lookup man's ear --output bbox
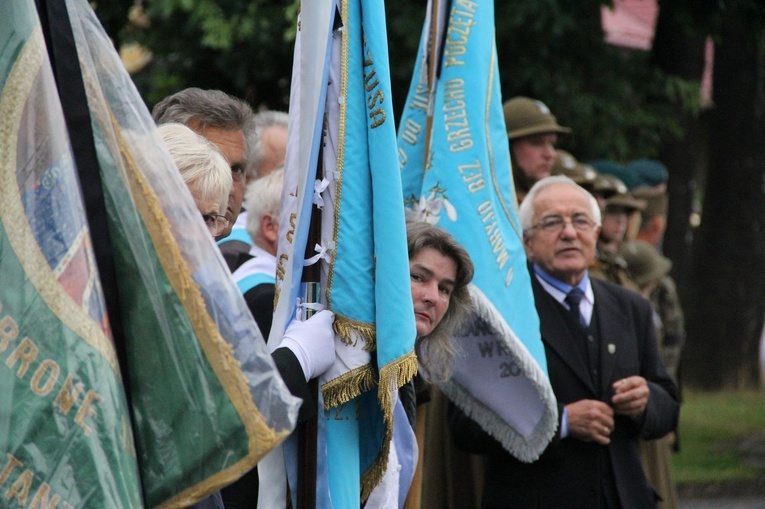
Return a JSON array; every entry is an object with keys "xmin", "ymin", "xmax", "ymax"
[
  {"xmin": 522, "ymin": 232, "xmax": 533, "ymax": 257},
  {"xmin": 261, "ymin": 213, "xmax": 278, "ymax": 244},
  {"xmin": 652, "ymin": 215, "xmax": 666, "ymax": 235}
]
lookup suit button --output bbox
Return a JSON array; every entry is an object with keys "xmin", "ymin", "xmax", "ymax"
[{"xmin": 587, "ymin": 335, "xmax": 595, "ymax": 343}]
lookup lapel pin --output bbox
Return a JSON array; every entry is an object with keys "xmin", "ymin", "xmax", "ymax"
[{"xmin": 607, "ymin": 343, "xmax": 616, "ymax": 354}]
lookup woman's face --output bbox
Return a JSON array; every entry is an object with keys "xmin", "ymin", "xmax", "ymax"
[
  {"xmin": 410, "ymin": 247, "xmax": 457, "ymax": 337},
  {"xmin": 192, "ymin": 188, "xmax": 227, "ymax": 237}
]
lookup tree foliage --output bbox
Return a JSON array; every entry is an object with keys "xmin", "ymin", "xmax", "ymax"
[
  {"xmin": 113, "ymin": 0, "xmax": 298, "ymax": 108},
  {"xmin": 97, "ymin": 0, "xmax": 700, "ymax": 162}
]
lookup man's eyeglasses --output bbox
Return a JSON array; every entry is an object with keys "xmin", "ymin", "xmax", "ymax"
[
  {"xmin": 529, "ymin": 214, "xmax": 598, "ymax": 234},
  {"xmin": 202, "ymin": 213, "xmax": 229, "ymax": 236}
]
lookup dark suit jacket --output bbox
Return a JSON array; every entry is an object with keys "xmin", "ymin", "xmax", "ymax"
[{"xmin": 450, "ymin": 273, "xmax": 679, "ymax": 509}]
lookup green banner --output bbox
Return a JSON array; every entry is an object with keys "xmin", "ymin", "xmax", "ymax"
[
  {"xmin": 0, "ymin": 3, "xmax": 142, "ymax": 507},
  {"xmin": 1, "ymin": 1, "xmax": 300, "ymax": 507}
]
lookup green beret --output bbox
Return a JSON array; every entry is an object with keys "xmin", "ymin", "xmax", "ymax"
[
  {"xmin": 626, "ymin": 159, "xmax": 668, "ymax": 188},
  {"xmin": 588, "ymin": 160, "xmax": 641, "ymax": 190}
]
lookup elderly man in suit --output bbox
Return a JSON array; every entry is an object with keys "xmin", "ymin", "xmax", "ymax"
[{"xmin": 450, "ymin": 175, "xmax": 679, "ymax": 509}]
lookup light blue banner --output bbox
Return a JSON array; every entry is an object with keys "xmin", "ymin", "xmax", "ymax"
[{"xmin": 397, "ymin": 0, "xmax": 558, "ymax": 462}]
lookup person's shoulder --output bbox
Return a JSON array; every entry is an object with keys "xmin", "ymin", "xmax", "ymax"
[
  {"xmin": 658, "ymin": 274, "xmax": 679, "ymax": 294},
  {"xmin": 591, "ymin": 276, "xmax": 646, "ymax": 306}
]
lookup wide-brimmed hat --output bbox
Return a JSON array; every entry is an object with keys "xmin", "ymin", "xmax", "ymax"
[
  {"xmin": 551, "ymin": 150, "xmax": 597, "ymax": 190},
  {"xmin": 504, "ymin": 97, "xmax": 571, "ymax": 140},
  {"xmin": 592, "ymin": 174, "xmax": 628, "ymax": 197},
  {"xmin": 605, "ymin": 193, "xmax": 646, "ymax": 213},
  {"xmin": 619, "ymin": 241, "xmax": 672, "ymax": 288}
]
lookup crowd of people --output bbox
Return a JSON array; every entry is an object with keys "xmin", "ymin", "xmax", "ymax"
[{"xmin": 153, "ymin": 87, "xmax": 684, "ymax": 509}]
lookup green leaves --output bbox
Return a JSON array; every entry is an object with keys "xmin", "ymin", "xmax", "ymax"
[{"xmin": 91, "ymin": 0, "xmax": 761, "ymax": 162}]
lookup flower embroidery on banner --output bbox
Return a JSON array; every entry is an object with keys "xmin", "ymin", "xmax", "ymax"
[{"xmin": 404, "ymin": 183, "xmax": 457, "ymax": 224}]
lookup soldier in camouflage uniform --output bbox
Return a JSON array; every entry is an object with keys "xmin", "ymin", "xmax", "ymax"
[
  {"xmin": 620, "ymin": 241, "xmax": 681, "ymax": 509},
  {"xmin": 631, "ymin": 185, "xmax": 684, "ymax": 383},
  {"xmin": 589, "ymin": 192, "xmax": 645, "ymax": 292},
  {"xmin": 650, "ymin": 276, "xmax": 684, "ymax": 385},
  {"xmin": 503, "ymin": 97, "xmax": 570, "ymax": 204}
]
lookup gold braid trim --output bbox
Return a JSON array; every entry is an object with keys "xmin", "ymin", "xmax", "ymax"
[
  {"xmin": 0, "ymin": 26, "xmax": 120, "ymax": 375},
  {"xmin": 332, "ymin": 314, "xmax": 376, "ymax": 350},
  {"xmin": 321, "ymin": 364, "xmax": 376, "ymax": 411},
  {"xmin": 82, "ymin": 92, "xmax": 288, "ymax": 506},
  {"xmin": 360, "ymin": 351, "xmax": 419, "ymax": 501},
  {"xmin": 111, "ymin": 125, "xmax": 289, "ymax": 508}
]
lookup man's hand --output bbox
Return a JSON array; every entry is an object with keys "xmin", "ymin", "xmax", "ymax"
[
  {"xmin": 566, "ymin": 399, "xmax": 614, "ymax": 445},
  {"xmin": 611, "ymin": 376, "xmax": 649, "ymax": 417}
]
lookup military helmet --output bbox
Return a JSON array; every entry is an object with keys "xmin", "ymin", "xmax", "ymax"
[
  {"xmin": 504, "ymin": 97, "xmax": 570, "ymax": 140},
  {"xmin": 604, "ymin": 193, "xmax": 646, "ymax": 213},
  {"xmin": 551, "ymin": 150, "xmax": 597, "ymax": 190},
  {"xmin": 593, "ymin": 174, "xmax": 628, "ymax": 198},
  {"xmin": 632, "ymin": 186, "xmax": 668, "ymax": 220},
  {"xmin": 619, "ymin": 241, "xmax": 672, "ymax": 288}
]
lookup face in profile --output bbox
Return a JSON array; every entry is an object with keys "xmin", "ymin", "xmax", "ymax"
[
  {"xmin": 601, "ymin": 207, "xmax": 629, "ymax": 243},
  {"xmin": 511, "ymin": 133, "xmax": 558, "ymax": 184},
  {"xmin": 192, "ymin": 190, "xmax": 228, "ymax": 237},
  {"xmin": 191, "ymin": 123, "xmax": 247, "ymax": 237},
  {"xmin": 410, "ymin": 247, "xmax": 457, "ymax": 337}
]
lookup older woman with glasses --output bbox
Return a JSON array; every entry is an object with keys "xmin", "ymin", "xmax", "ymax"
[{"xmin": 158, "ymin": 123, "xmax": 232, "ymax": 238}]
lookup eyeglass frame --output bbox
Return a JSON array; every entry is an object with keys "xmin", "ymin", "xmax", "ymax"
[
  {"xmin": 201, "ymin": 212, "xmax": 229, "ymax": 235},
  {"xmin": 527, "ymin": 213, "xmax": 600, "ymax": 234}
]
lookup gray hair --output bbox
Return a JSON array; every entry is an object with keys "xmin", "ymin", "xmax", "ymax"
[
  {"xmin": 407, "ymin": 221, "xmax": 474, "ymax": 383},
  {"xmin": 248, "ymin": 110, "xmax": 289, "ymax": 180},
  {"xmin": 152, "ymin": 88, "xmax": 255, "ymax": 159},
  {"xmin": 245, "ymin": 167, "xmax": 284, "ymax": 246},
  {"xmin": 518, "ymin": 175, "xmax": 601, "ymax": 231},
  {"xmin": 158, "ymin": 123, "xmax": 232, "ymax": 212}
]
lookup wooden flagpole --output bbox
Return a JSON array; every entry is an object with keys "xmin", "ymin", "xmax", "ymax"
[{"xmin": 296, "ymin": 145, "xmax": 324, "ymax": 509}]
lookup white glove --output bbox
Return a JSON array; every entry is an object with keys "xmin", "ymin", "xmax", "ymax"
[{"xmin": 280, "ymin": 309, "xmax": 336, "ymax": 381}]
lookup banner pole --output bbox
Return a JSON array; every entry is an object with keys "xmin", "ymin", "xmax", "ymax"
[{"xmin": 297, "ymin": 154, "xmax": 323, "ymax": 509}]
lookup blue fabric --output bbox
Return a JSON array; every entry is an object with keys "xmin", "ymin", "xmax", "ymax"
[
  {"xmin": 325, "ymin": 0, "xmax": 416, "ymax": 504},
  {"xmin": 398, "ymin": 0, "xmax": 547, "ymax": 374},
  {"xmin": 217, "ymin": 227, "xmax": 251, "ymax": 246},
  {"xmin": 236, "ymin": 273, "xmax": 275, "ymax": 295},
  {"xmin": 393, "ymin": 399, "xmax": 417, "ymax": 507},
  {"xmin": 397, "ymin": 0, "xmax": 559, "ymax": 462}
]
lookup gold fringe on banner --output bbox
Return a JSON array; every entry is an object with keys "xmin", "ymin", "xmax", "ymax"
[
  {"xmin": 360, "ymin": 351, "xmax": 419, "ymax": 501},
  {"xmin": 333, "ymin": 314, "xmax": 376, "ymax": 350},
  {"xmin": 321, "ymin": 364, "xmax": 376, "ymax": 411}
]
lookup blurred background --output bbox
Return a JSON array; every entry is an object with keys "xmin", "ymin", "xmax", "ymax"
[{"xmin": 94, "ymin": 0, "xmax": 765, "ymax": 392}]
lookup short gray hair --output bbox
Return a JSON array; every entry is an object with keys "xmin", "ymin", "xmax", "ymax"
[
  {"xmin": 248, "ymin": 110, "xmax": 289, "ymax": 180},
  {"xmin": 158, "ymin": 123, "xmax": 232, "ymax": 212},
  {"xmin": 518, "ymin": 175, "xmax": 601, "ymax": 231},
  {"xmin": 245, "ymin": 167, "xmax": 284, "ymax": 246},
  {"xmin": 152, "ymin": 88, "xmax": 255, "ymax": 159}
]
